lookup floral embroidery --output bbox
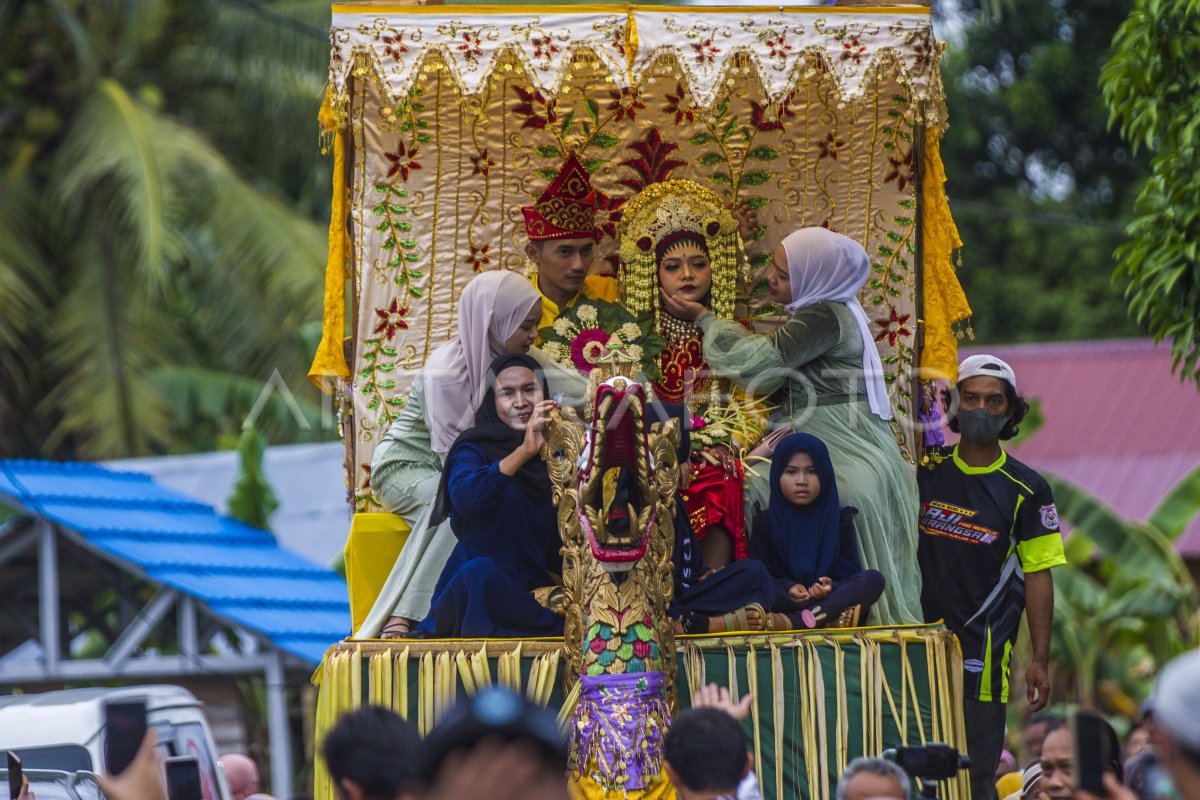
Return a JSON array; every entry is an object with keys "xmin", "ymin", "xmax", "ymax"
[
  {"xmin": 509, "ymin": 19, "xmax": 570, "ymax": 69},
  {"xmin": 818, "ymin": 132, "xmax": 847, "ymax": 161},
  {"xmin": 619, "ymin": 128, "xmax": 686, "ymax": 194},
  {"xmin": 470, "ymin": 148, "xmax": 497, "ymax": 176},
  {"xmin": 663, "ymin": 83, "xmax": 697, "ymax": 125},
  {"xmin": 373, "ymin": 298, "xmax": 410, "ymax": 339},
  {"xmin": 593, "ymin": 189, "xmax": 628, "ymax": 244},
  {"xmin": 513, "ymin": 85, "xmax": 558, "ymax": 129},
  {"xmin": 607, "ymin": 87, "xmax": 647, "ymax": 123},
  {"xmin": 691, "ymin": 38, "xmax": 721, "ymax": 65},
  {"xmin": 382, "ymin": 33, "xmax": 408, "ymax": 62},
  {"xmin": 459, "ymin": 30, "xmax": 482, "ymax": 59},
  {"xmin": 750, "ymin": 94, "xmax": 797, "ymax": 132},
  {"xmin": 841, "ymin": 37, "xmax": 867, "ymax": 64},
  {"xmin": 873, "ymin": 307, "xmax": 912, "ymax": 347},
  {"xmin": 763, "ymin": 31, "xmax": 794, "ymax": 66},
  {"xmin": 384, "ymin": 142, "xmax": 422, "ymax": 181},
  {"xmin": 435, "ymin": 20, "xmax": 498, "ymax": 70},
  {"xmin": 465, "ymin": 244, "xmax": 491, "ymax": 272},
  {"xmin": 885, "ymin": 149, "xmax": 914, "ymax": 191},
  {"xmin": 530, "ymin": 35, "xmax": 560, "ymax": 64},
  {"xmin": 355, "ymin": 464, "xmax": 381, "ymax": 512}
]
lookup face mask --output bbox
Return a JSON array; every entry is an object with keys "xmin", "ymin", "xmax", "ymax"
[{"xmin": 956, "ymin": 408, "xmax": 1008, "ymax": 443}]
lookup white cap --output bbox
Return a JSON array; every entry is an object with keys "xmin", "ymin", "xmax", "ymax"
[
  {"xmin": 958, "ymin": 354, "xmax": 1017, "ymax": 393},
  {"xmin": 1150, "ymin": 648, "xmax": 1200, "ymax": 749}
]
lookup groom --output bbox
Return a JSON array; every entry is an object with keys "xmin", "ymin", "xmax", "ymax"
[{"xmin": 521, "ymin": 153, "xmax": 619, "ymax": 334}]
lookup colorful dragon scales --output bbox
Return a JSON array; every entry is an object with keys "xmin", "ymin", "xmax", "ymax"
[{"xmin": 543, "ymin": 375, "xmax": 681, "ymax": 795}]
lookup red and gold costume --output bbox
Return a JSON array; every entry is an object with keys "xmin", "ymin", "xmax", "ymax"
[
  {"xmin": 522, "ymin": 153, "xmax": 619, "ymax": 331},
  {"xmin": 618, "ymin": 180, "xmax": 768, "ymax": 558}
]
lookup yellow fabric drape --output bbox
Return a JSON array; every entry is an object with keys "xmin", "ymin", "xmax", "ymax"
[
  {"xmin": 920, "ymin": 127, "xmax": 971, "ymax": 383},
  {"xmin": 308, "ymin": 85, "xmax": 352, "ymax": 391},
  {"xmin": 344, "ymin": 512, "xmax": 412, "ymax": 634}
]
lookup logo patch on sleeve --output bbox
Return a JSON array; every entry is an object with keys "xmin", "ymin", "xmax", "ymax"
[
  {"xmin": 964, "ymin": 659, "xmax": 986, "ymax": 673},
  {"xmin": 1039, "ymin": 504, "xmax": 1059, "ymax": 530}
]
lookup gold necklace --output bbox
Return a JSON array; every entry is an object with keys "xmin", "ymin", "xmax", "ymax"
[{"xmin": 656, "ymin": 311, "xmax": 699, "ymax": 343}]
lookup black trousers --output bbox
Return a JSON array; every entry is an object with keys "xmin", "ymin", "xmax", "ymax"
[{"xmin": 963, "ymin": 697, "xmax": 1007, "ymax": 800}]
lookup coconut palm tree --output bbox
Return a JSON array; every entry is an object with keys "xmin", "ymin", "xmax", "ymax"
[{"xmin": 0, "ymin": 0, "xmax": 333, "ymax": 459}]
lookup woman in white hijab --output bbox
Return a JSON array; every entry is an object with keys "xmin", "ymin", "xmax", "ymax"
[
  {"xmin": 361, "ymin": 270, "xmax": 544, "ymax": 638},
  {"xmin": 661, "ymin": 226, "xmax": 923, "ymax": 625}
]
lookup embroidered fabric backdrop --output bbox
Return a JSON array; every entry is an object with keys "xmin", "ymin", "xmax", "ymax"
[{"xmin": 325, "ymin": 5, "xmax": 947, "ymax": 510}]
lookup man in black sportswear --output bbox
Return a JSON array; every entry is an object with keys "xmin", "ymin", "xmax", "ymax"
[{"xmin": 918, "ymin": 354, "xmax": 1066, "ymax": 800}]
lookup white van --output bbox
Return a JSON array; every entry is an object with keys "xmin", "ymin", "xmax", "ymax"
[{"xmin": 0, "ymin": 685, "xmax": 231, "ymax": 800}]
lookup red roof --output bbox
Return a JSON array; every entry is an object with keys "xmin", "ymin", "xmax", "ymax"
[{"xmin": 954, "ymin": 339, "xmax": 1200, "ymax": 557}]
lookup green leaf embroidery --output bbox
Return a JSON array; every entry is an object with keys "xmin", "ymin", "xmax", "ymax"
[
  {"xmin": 696, "ymin": 152, "xmax": 724, "ymax": 166},
  {"xmin": 741, "ymin": 170, "xmax": 772, "ymax": 186},
  {"xmin": 746, "ymin": 144, "xmax": 781, "ymax": 161},
  {"xmin": 589, "ymin": 132, "xmax": 620, "ymax": 148}
]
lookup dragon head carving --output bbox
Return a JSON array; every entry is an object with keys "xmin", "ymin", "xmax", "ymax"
[
  {"xmin": 544, "ymin": 375, "xmax": 682, "ymax": 792},
  {"xmin": 577, "ymin": 378, "xmax": 658, "ymax": 569}
]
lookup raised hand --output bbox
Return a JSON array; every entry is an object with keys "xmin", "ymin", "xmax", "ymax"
[
  {"xmin": 521, "ymin": 399, "xmax": 559, "ymax": 456},
  {"xmin": 659, "ymin": 286, "xmax": 708, "ymax": 322},
  {"xmin": 748, "ymin": 425, "xmax": 792, "ymax": 460},
  {"xmin": 692, "ymin": 683, "xmax": 755, "ymax": 721},
  {"xmin": 729, "ymin": 200, "xmax": 759, "ymax": 242}
]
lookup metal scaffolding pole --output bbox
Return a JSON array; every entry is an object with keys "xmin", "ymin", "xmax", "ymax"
[
  {"xmin": 265, "ymin": 650, "xmax": 293, "ymax": 799},
  {"xmin": 37, "ymin": 521, "xmax": 60, "ymax": 671}
]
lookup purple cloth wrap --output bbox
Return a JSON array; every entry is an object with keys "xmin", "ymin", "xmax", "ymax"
[
  {"xmin": 571, "ymin": 671, "xmax": 671, "ymax": 791},
  {"xmin": 920, "ymin": 406, "xmax": 945, "ymax": 448}
]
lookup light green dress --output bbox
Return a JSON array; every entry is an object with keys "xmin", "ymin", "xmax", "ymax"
[
  {"xmin": 697, "ymin": 301, "xmax": 924, "ymax": 625},
  {"xmin": 357, "ymin": 374, "xmax": 450, "ymax": 637},
  {"xmin": 356, "ymin": 348, "xmax": 589, "ymax": 637}
]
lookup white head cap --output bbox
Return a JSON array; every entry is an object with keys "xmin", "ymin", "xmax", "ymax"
[
  {"xmin": 958, "ymin": 354, "xmax": 1018, "ymax": 393},
  {"xmin": 1150, "ymin": 648, "xmax": 1200, "ymax": 750}
]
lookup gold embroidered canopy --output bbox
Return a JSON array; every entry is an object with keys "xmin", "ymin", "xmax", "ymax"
[{"xmin": 309, "ymin": 4, "xmax": 970, "ymax": 510}]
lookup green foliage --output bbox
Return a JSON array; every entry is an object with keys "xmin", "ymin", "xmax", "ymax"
[
  {"xmin": 1044, "ymin": 467, "xmax": 1200, "ymax": 708},
  {"xmin": 227, "ymin": 426, "xmax": 279, "ymax": 531},
  {"xmin": 940, "ymin": 0, "xmax": 1147, "ymax": 344},
  {"xmin": 0, "ymin": 0, "xmax": 334, "ymax": 459},
  {"xmin": 1100, "ymin": 0, "xmax": 1200, "ymax": 382}
]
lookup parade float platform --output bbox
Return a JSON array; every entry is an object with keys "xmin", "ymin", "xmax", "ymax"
[{"xmin": 313, "ymin": 626, "xmax": 969, "ymax": 800}]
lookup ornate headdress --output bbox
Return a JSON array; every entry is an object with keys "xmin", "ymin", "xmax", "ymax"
[
  {"xmin": 618, "ymin": 180, "xmax": 741, "ymax": 320},
  {"xmin": 521, "ymin": 153, "xmax": 600, "ymax": 241}
]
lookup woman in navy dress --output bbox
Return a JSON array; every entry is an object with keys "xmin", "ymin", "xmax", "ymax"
[{"xmin": 414, "ymin": 353, "xmax": 564, "ymax": 638}]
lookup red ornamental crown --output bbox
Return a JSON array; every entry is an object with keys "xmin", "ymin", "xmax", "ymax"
[{"xmin": 521, "ymin": 153, "xmax": 601, "ymax": 241}]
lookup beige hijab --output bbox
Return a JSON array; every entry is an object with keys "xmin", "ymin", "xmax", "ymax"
[{"xmin": 424, "ymin": 271, "xmax": 540, "ymax": 452}]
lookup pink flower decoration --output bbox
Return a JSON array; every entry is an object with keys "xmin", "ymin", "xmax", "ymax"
[
  {"xmin": 690, "ymin": 415, "xmax": 707, "ymax": 430},
  {"xmin": 632, "ymin": 640, "xmax": 651, "ymax": 659},
  {"xmin": 589, "ymin": 637, "xmax": 607, "ymax": 653},
  {"xmin": 570, "ymin": 328, "xmax": 611, "ymax": 373}
]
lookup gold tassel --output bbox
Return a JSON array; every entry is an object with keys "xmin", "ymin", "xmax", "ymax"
[
  {"xmin": 746, "ymin": 644, "xmax": 763, "ymax": 791},
  {"xmin": 396, "ymin": 646, "xmax": 410, "ymax": 720}
]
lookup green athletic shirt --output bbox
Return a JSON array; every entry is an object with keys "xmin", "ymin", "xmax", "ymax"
[{"xmin": 917, "ymin": 445, "xmax": 1066, "ymax": 703}]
